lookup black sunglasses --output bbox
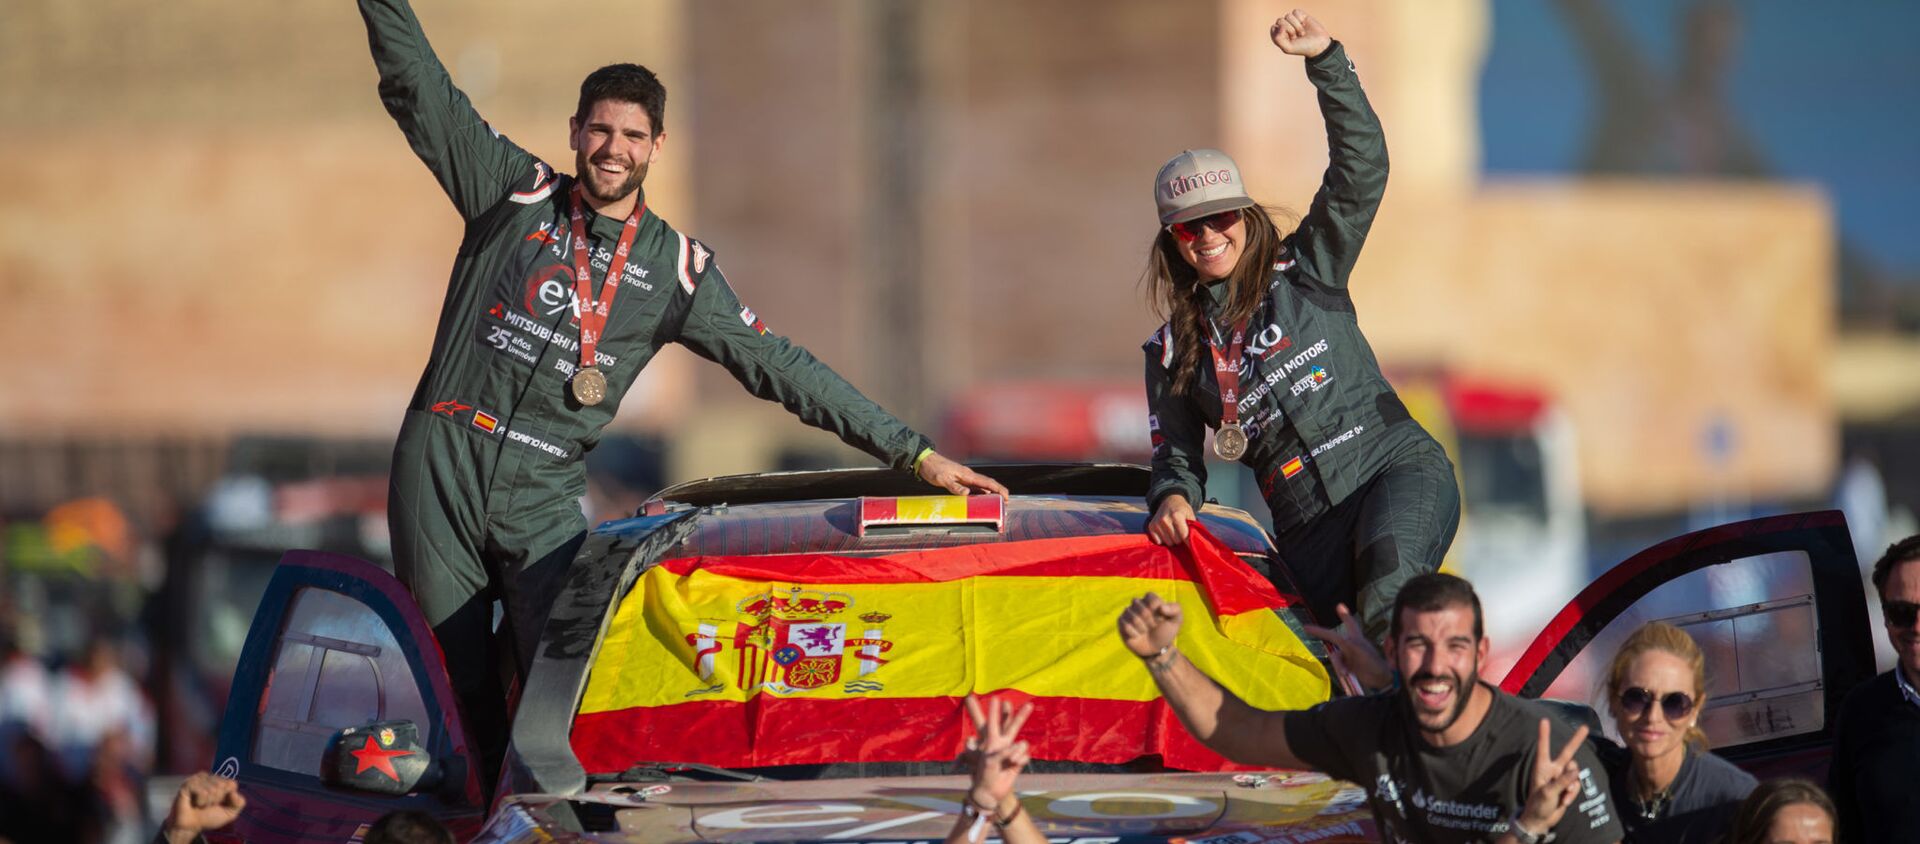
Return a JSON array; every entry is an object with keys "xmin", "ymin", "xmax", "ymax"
[
  {"xmin": 1885, "ymin": 600, "xmax": 1920, "ymax": 628},
  {"xmin": 1619, "ymin": 686, "xmax": 1696, "ymax": 721}
]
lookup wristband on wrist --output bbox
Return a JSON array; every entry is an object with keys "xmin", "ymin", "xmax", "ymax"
[
  {"xmin": 911, "ymin": 447, "xmax": 935, "ymax": 476},
  {"xmin": 994, "ymin": 800, "xmax": 1025, "ymax": 827},
  {"xmin": 1143, "ymin": 645, "xmax": 1178, "ymax": 672},
  {"xmin": 1506, "ymin": 813, "xmax": 1553, "ymax": 844}
]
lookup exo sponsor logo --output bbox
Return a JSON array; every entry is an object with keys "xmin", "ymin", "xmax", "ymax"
[
  {"xmin": 1247, "ymin": 322, "xmax": 1292, "ymax": 360},
  {"xmin": 524, "ymin": 265, "xmax": 580, "ymax": 321},
  {"xmin": 507, "ymin": 429, "xmax": 570, "ymax": 459}
]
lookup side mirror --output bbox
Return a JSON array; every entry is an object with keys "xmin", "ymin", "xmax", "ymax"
[{"xmin": 321, "ymin": 720, "xmax": 439, "ymax": 796}]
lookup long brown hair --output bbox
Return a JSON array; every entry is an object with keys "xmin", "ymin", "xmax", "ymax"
[
  {"xmin": 1143, "ymin": 205, "xmax": 1290, "ymax": 396},
  {"xmin": 1726, "ymin": 778, "xmax": 1836, "ymax": 844},
  {"xmin": 1605, "ymin": 621, "xmax": 1710, "ymax": 751}
]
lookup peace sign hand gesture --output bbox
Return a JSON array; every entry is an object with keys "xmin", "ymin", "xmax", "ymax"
[
  {"xmin": 962, "ymin": 695, "xmax": 1035, "ymax": 814},
  {"xmin": 1514, "ymin": 718, "xmax": 1589, "ymax": 840}
]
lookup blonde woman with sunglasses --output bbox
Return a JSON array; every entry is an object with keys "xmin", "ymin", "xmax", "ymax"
[
  {"xmin": 1140, "ymin": 9, "xmax": 1457, "ymax": 642},
  {"xmin": 1595, "ymin": 622, "xmax": 1756, "ymax": 842}
]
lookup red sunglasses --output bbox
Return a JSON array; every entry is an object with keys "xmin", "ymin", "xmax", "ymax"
[{"xmin": 1167, "ymin": 208, "xmax": 1243, "ymax": 242}]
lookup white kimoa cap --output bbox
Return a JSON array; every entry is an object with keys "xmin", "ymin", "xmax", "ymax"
[{"xmin": 1154, "ymin": 148, "xmax": 1254, "ymax": 225}]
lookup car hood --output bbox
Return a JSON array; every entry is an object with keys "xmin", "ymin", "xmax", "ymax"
[{"xmin": 484, "ymin": 772, "xmax": 1374, "ymax": 843}]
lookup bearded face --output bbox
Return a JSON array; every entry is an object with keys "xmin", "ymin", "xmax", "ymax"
[{"xmin": 569, "ymin": 99, "xmax": 660, "ymax": 209}]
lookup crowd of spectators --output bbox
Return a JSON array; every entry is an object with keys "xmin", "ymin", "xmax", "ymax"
[{"xmin": 0, "ymin": 628, "xmax": 153, "ymax": 844}]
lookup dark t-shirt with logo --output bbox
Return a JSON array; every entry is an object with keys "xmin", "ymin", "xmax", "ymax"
[{"xmin": 1285, "ymin": 685, "xmax": 1623, "ymax": 844}]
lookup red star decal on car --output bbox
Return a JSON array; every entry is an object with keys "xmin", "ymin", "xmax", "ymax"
[{"xmin": 350, "ymin": 735, "xmax": 412, "ymax": 781}]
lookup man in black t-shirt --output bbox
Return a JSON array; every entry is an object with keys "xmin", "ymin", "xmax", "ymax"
[{"xmin": 1118, "ymin": 573, "xmax": 1622, "ymax": 844}]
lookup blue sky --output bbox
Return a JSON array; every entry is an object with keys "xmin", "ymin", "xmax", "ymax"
[{"xmin": 1480, "ymin": 0, "xmax": 1920, "ymax": 279}]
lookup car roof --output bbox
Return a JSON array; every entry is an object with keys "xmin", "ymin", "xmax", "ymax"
[
  {"xmin": 646, "ymin": 462, "xmax": 1155, "ymax": 507},
  {"xmin": 627, "ymin": 462, "xmax": 1274, "ymax": 558}
]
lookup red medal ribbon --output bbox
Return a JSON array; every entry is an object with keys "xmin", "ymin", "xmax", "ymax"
[
  {"xmin": 1209, "ymin": 318, "xmax": 1250, "ymax": 428},
  {"xmin": 566, "ymin": 185, "xmax": 645, "ymax": 373}
]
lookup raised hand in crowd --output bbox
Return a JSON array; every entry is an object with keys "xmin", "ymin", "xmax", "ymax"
[
  {"xmin": 1302, "ymin": 602, "xmax": 1393, "ymax": 694},
  {"xmin": 1501, "ymin": 719, "xmax": 1592, "ymax": 844},
  {"xmin": 1270, "ymin": 8, "xmax": 1332, "ymax": 57},
  {"xmin": 947, "ymin": 695, "xmax": 1045, "ymax": 844},
  {"xmin": 159, "ymin": 772, "xmax": 246, "ymax": 844},
  {"xmin": 1118, "ymin": 592, "xmax": 1183, "ymax": 662}
]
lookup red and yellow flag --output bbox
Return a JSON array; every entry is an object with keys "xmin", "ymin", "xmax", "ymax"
[{"xmin": 569, "ymin": 524, "xmax": 1328, "ymax": 772}]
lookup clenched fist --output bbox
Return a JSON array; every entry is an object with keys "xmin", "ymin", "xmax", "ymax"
[
  {"xmin": 1270, "ymin": 9, "xmax": 1331, "ymax": 57},
  {"xmin": 1117, "ymin": 592, "xmax": 1183, "ymax": 658}
]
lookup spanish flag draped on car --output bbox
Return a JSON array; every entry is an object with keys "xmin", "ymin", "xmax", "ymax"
[{"xmin": 569, "ymin": 523, "xmax": 1328, "ymax": 772}]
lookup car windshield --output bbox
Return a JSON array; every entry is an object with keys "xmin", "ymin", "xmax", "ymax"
[{"xmin": 570, "ymin": 529, "xmax": 1331, "ymax": 781}]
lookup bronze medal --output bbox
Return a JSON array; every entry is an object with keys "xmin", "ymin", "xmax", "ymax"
[
  {"xmin": 1214, "ymin": 422, "xmax": 1249, "ymax": 461},
  {"xmin": 571, "ymin": 367, "xmax": 608, "ymax": 406},
  {"xmin": 564, "ymin": 185, "xmax": 643, "ymax": 410},
  {"xmin": 1208, "ymin": 317, "xmax": 1254, "ymax": 462}
]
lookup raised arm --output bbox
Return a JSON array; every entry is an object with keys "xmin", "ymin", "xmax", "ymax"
[
  {"xmin": 1116, "ymin": 593, "xmax": 1306, "ymax": 769},
  {"xmin": 674, "ymin": 257, "xmax": 1004, "ymax": 494},
  {"xmin": 1273, "ymin": 11, "xmax": 1387, "ymax": 290},
  {"xmin": 358, "ymin": 0, "xmax": 540, "ymax": 220}
]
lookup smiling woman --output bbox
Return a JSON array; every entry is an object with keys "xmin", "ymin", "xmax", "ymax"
[
  {"xmin": 1136, "ymin": 8, "xmax": 1459, "ymax": 644},
  {"xmin": 1594, "ymin": 622, "xmax": 1756, "ymax": 844}
]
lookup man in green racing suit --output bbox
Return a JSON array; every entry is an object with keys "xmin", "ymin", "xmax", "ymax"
[{"xmin": 358, "ymin": 0, "xmax": 1005, "ymax": 774}]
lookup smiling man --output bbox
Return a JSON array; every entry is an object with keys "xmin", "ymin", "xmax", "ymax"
[
  {"xmin": 1830, "ymin": 534, "xmax": 1920, "ymax": 844},
  {"xmin": 356, "ymin": 0, "xmax": 1004, "ymax": 780},
  {"xmin": 1118, "ymin": 574, "xmax": 1621, "ymax": 844}
]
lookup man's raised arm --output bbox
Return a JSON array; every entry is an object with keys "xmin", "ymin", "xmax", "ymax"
[
  {"xmin": 1117, "ymin": 593, "xmax": 1306, "ymax": 769},
  {"xmin": 357, "ymin": 0, "xmax": 537, "ymax": 221}
]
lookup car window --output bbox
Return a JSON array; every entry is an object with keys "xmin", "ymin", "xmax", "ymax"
[
  {"xmin": 251, "ymin": 586, "xmax": 431, "ymax": 774},
  {"xmin": 1540, "ymin": 551, "xmax": 1822, "ymax": 749}
]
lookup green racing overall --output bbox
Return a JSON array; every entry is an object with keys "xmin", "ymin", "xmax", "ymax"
[
  {"xmin": 362, "ymin": 0, "xmax": 934, "ymax": 764},
  {"xmin": 1144, "ymin": 42, "xmax": 1460, "ymax": 640}
]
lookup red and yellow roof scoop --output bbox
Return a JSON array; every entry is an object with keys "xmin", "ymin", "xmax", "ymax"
[{"xmin": 856, "ymin": 494, "xmax": 1005, "ymax": 537}]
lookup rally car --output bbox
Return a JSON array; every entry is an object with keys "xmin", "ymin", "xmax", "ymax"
[{"xmin": 208, "ymin": 464, "xmax": 1874, "ymax": 842}]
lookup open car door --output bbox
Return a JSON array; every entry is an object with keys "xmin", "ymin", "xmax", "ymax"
[
  {"xmin": 209, "ymin": 550, "xmax": 487, "ymax": 842},
  {"xmin": 1501, "ymin": 511, "xmax": 1877, "ymax": 780}
]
